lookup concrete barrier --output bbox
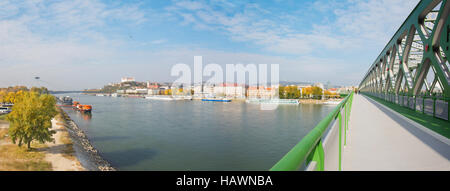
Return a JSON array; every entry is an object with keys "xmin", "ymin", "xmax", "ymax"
[
  {"xmin": 415, "ymin": 97, "xmax": 423, "ymax": 112},
  {"xmin": 424, "ymin": 98, "xmax": 434, "ymax": 116},
  {"xmin": 435, "ymin": 100, "xmax": 448, "ymax": 120}
]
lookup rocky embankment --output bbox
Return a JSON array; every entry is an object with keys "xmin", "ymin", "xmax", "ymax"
[{"xmin": 59, "ymin": 110, "xmax": 115, "ymax": 171}]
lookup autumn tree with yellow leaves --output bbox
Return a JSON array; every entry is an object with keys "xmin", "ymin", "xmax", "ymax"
[{"xmin": 4, "ymin": 90, "xmax": 57, "ymax": 149}]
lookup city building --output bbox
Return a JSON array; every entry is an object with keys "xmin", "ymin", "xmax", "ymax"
[
  {"xmin": 327, "ymin": 88, "xmax": 338, "ymax": 94},
  {"xmin": 136, "ymin": 88, "xmax": 148, "ymax": 94},
  {"xmin": 147, "ymin": 82, "xmax": 160, "ymax": 89},
  {"xmin": 203, "ymin": 84, "xmax": 215, "ymax": 98},
  {"xmin": 247, "ymin": 86, "xmax": 259, "ymax": 99},
  {"xmin": 121, "ymin": 77, "xmax": 135, "ymax": 83},
  {"xmin": 193, "ymin": 84, "xmax": 203, "ymax": 97},
  {"xmin": 247, "ymin": 86, "xmax": 277, "ymax": 99},
  {"xmin": 125, "ymin": 89, "xmax": 137, "ymax": 94},
  {"xmin": 223, "ymin": 83, "xmax": 245, "ymax": 98}
]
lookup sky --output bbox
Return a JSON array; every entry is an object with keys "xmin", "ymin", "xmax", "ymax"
[{"xmin": 0, "ymin": 0, "xmax": 421, "ymax": 90}]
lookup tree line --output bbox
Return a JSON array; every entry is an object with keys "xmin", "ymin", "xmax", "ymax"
[{"xmin": 279, "ymin": 86, "xmax": 338, "ymax": 99}]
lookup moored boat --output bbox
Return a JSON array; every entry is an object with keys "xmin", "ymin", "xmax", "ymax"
[
  {"xmin": 323, "ymin": 100, "xmax": 341, "ymax": 105},
  {"xmin": 202, "ymin": 98, "xmax": 232, "ymax": 102},
  {"xmin": 145, "ymin": 96, "xmax": 181, "ymax": 101},
  {"xmin": 72, "ymin": 101, "xmax": 92, "ymax": 113},
  {"xmin": 246, "ymin": 99, "xmax": 299, "ymax": 104},
  {"xmin": 0, "ymin": 107, "xmax": 11, "ymax": 114}
]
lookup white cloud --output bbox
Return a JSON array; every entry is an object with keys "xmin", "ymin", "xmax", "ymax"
[
  {"xmin": 0, "ymin": 0, "xmax": 423, "ymax": 90},
  {"xmin": 0, "ymin": 0, "xmax": 149, "ymax": 90},
  {"xmin": 167, "ymin": 0, "xmax": 420, "ymax": 55},
  {"xmin": 314, "ymin": 0, "xmax": 420, "ymax": 47}
]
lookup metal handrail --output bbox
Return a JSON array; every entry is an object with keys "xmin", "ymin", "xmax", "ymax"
[
  {"xmin": 270, "ymin": 92, "xmax": 354, "ymax": 171},
  {"xmin": 364, "ymin": 92, "xmax": 449, "ymax": 121}
]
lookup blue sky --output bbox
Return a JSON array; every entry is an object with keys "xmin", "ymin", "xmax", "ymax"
[{"xmin": 0, "ymin": 0, "xmax": 420, "ymax": 90}]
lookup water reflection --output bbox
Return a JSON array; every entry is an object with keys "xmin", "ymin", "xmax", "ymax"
[{"xmin": 59, "ymin": 93, "xmax": 335, "ymax": 170}]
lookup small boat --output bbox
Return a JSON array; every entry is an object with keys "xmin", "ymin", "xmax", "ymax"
[
  {"xmin": 323, "ymin": 100, "xmax": 342, "ymax": 105},
  {"xmin": 72, "ymin": 101, "xmax": 92, "ymax": 113},
  {"xmin": 0, "ymin": 103, "xmax": 13, "ymax": 107},
  {"xmin": 127, "ymin": 95, "xmax": 143, "ymax": 98},
  {"xmin": 182, "ymin": 96, "xmax": 193, "ymax": 100},
  {"xmin": 145, "ymin": 96, "xmax": 181, "ymax": 101},
  {"xmin": 58, "ymin": 96, "xmax": 73, "ymax": 105},
  {"xmin": 72, "ymin": 101, "xmax": 79, "ymax": 108},
  {"xmin": 0, "ymin": 107, "xmax": 11, "ymax": 114},
  {"xmin": 246, "ymin": 99, "xmax": 299, "ymax": 105},
  {"xmin": 78, "ymin": 105, "xmax": 92, "ymax": 113},
  {"xmin": 202, "ymin": 98, "xmax": 232, "ymax": 102}
]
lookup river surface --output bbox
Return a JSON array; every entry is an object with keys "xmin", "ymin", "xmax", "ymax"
[{"xmin": 58, "ymin": 93, "xmax": 335, "ymax": 170}]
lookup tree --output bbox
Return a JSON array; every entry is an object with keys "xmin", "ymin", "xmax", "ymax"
[
  {"xmin": 6, "ymin": 91, "xmax": 57, "ymax": 149},
  {"xmin": 30, "ymin": 87, "xmax": 49, "ymax": 94},
  {"xmin": 311, "ymin": 86, "xmax": 323, "ymax": 99},
  {"xmin": 279, "ymin": 86, "xmax": 286, "ymax": 99},
  {"xmin": 0, "ymin": 91, "xmax": 6, "ymax": 103},
  {"xmin": 279, "ymin": 86, "xmax": 301, "ymax": 99},
  {"xmin": 302, "ymin": 87, "xmax": 312, "ymax": 98}
]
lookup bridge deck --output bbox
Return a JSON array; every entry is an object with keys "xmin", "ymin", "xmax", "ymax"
[{"xmin": 343, "ymin": 94, "xmax": 450, "ymax": 171}]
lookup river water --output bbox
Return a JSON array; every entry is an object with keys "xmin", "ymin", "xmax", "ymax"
[{"xmin": 59, "ymin": 93, "xmax": 335, "ymax": 171}]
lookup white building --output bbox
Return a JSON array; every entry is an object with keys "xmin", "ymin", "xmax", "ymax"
[
  {"xmin": 247, "ymin": 86, "xmax": 259, "ymax": 99},
  {"xmin": 125, "ymin": 89, "xmax": 137, "ymax": 94},
  {"xmin": 135, "ymin": 88, "xmax": 148, "ymax": 94},
  {"xmin": 193, "ymin": 85, "xmax": 203, "ymax": 97},
  {"xmin": 213, "ymin": 86, "xmax": 225, "ymax": 97},
  {"xmin": 248, "ymin": 85, "xmax": 278, "ymax": 99},
  {"xmin": 148, "ymin": 89, "xmax": 159, "ymax": 95},
  {"xmin": 223, "ymin": 83, "xmax": 245, "ymax": 98},
  {"xmin": 121, "ymin": 77, "xmax": 135, "ymax": 83},
  {"xmin": 203, "ymin": 85, "xmax": 215, "ymax": 98}
]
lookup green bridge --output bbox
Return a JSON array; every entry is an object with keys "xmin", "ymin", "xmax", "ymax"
[{"xmin": 271, "ymin": 0, "xmax": 450, "ymax": 171}]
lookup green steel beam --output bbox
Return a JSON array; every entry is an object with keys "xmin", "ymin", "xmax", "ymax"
[{"xmin": 359, "ymin": 0, "xmax": 450, "ymax": 99}]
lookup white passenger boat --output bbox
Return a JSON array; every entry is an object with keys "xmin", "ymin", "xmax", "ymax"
[
  {"xmin": 323, "ymin": 100, "xmax": 342, "ymax": 105},
  {"xmin": 246, "ymin": 99, "xmax": 299, "ymax": 105},
  {"xmin": 145, "ymin": 96, "xmax": 183, "ymax": 101}
]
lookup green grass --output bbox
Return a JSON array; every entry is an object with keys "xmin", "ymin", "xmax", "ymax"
[
  {"xmin": 364, "ymin": 94, "xmax": 450, "ymax": 139},
  {"xmin": 0, "ymin": 129, "xmax": 52, "ymax": 171}
]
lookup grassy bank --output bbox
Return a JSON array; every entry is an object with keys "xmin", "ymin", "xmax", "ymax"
[
  {"xmin": 364, "ymin": 94, "xmax": 450, "ymax": 139},
  {"xmin": 0, "ymin": 108, "xmax": 81, "ymax": 171},
  {"xmin": 54, "ymin": 108, "xmax": 77, "ymax": 161},
  {"xmin": 0, "ymin": 129, "xmax": 52, "ymax": 171}
]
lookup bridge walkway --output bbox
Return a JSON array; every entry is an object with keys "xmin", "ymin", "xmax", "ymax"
[{"xmin": 343, "ymin": 94, "xmax": 450, "ymax": 171}]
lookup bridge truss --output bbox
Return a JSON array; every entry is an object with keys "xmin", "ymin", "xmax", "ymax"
[{"xmin": 359, "ymin": 0, "xmax": 450, "ymax": 121}]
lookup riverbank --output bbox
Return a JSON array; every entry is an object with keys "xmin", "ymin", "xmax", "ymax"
[
  {"xmin": 0, "ymin": 113, "xmax": 83, "ymax": 171},
  {"xmin": 57, "ymin": 108, "xmax": 115, "ymax": 171},
  {"xmin": 299, "ymin": 98, "xmax": 344, "ymax": 104},
  {"xmin": 45, "ymin": 118, "xmax": 85, "ymax": 171},
  {"xmin": 0, "ymin": 109, "xmax": 115, "ymax": 171}
]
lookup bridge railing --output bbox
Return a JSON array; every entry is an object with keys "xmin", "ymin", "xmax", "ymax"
[
  {"xmin": 270, "ymin": 92, "xmax": 354, "ymax": 171},
  {"xmin": 363, "ymin": 92, "xmax": 449, "ymax": 121}
]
